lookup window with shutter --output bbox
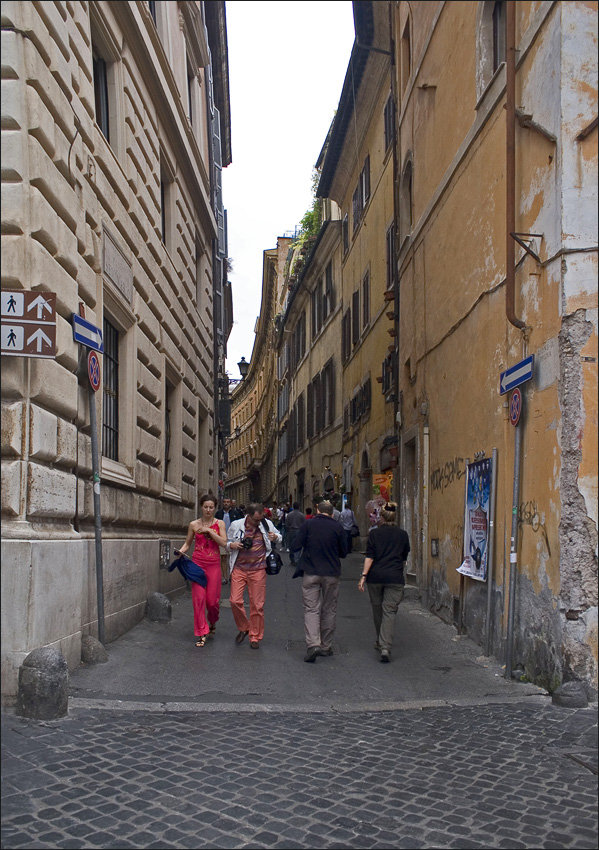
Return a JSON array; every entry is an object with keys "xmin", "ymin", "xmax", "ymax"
[
  {"xmin": 342, "ymin": 214, "xmax": 349, "ymax": 254},
  {"xmin": 352, "ymin": 290, "xmax": 360, "ymax": 346},
  {"xmin": 361, "ymin": 156, "xmax": 370, "ymax": 205},
  {"xmin": 327, "ymin": 360, "xmax": 335, "ymax": 425},
  {"xmin": 384, "ymin": 94, "xmax": 395, "ymax": 151},
  {"xmin": 352, "ymin": 185, "xmax": 361, "ymax": 233},
  {"xmin": 343, "ymin": 404, "xmax": 349, "ymax": 434},
  {"xmin": 325, "ymin": 261, "xmax": 335, "ymax": 314},
  {"xmin": 298, "ymin": 393, "xmax": 305, "ymax": 447},
  {"xmin": 307, "ymin": 382, "xmax": 314, "ymax": 439},
  {"xmin": 314, "ymin": 373, "xmax": 323, "ymax": 434},
  {"xmin": 342, "ymin": 309, "xmax": 351, "ymax": 362},
  {"xmin": 362, "ymin": 271, "xmax": 370, "ymax": 328}
]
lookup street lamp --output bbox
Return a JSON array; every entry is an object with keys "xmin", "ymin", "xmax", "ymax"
[
  {"xmin": 237, "ymin": 357, "xmax": 249, "ymax": 379},
  {"xmin": 227, "ymin": 356, "xmax": 249, "ymax": 388}
]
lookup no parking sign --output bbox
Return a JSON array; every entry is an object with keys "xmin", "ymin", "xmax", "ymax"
[
  {"xmin": 88, "ymin": 350, "xmax": 101, "ymax": 392},
  {"xmin": 510, "ymin": 387, "xmax": 522, "ymax": 426}
]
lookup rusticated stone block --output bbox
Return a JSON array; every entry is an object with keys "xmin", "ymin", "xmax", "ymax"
[
  {"xmin": 1, "ymin": 460, "xmax": 22, "ymax": 516},
  {"xmin": 27, "ymin": 462, "xmax": 75, "ymax": 518},
  {"xmin": 1, "ymin": 401, "xmax": 23, "ymax": 458},
  {"xmin": 552, "ymin": 681, "xmax": 588, "ymax": 708},
  {"xmin": 29, "ymin": 404, "xmax": 58, "ymax": 462}
]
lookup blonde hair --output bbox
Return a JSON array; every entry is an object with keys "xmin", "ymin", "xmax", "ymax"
[{"xmin": 379, "ymin": 502, "xmax": 397, "ymax": 524}]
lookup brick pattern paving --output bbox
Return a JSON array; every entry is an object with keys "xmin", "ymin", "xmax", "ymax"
[{"xmin": 1, "ymin": 702, "xmax": 597, "ymax": 849}]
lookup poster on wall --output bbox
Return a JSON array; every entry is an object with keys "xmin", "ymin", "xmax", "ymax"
[
  {"xmin": 457, "ymin": 457, "xmax": 493, "ymax": 582},
  {"xmin": 366, "ymin": 473, "xmax": 394, "ymax": 526}
]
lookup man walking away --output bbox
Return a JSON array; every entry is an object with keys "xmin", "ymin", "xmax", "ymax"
[
  {"xmin": 339, "ymin": 501, "xmax": 358, "ymax": 552},
  {"xmin": 291, "ymin": 501, "xmax": 349, "ymax": 662},
  {"xmin": 285, "ymin": 502, "xmax": 305, "ymax": 561}
]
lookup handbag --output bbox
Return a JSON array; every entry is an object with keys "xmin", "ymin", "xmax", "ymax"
[
  {"xmin": 261, "ymin": 518, "xmax": 283, "ymax": 575},
  {"xmin": 265, "ymin": 546, "xmax": 283, "ymax": 575},
  {"xmin": 350, "ymin": 523, "xmax": 360, "ymax": 537}
]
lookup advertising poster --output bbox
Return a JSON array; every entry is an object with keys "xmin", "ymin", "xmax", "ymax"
[
  {"xmin": 366, "ymin": 473, "xmax": 393, "ymax": 526},
  {"xmin": 457, "ymin": 457, "xmax": 493, "ymax": 582}
]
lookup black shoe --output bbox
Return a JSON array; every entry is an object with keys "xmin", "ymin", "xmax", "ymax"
[
  {"xmin": 318, "ymin": 648, "xmax": 333, "ymax": 657},
  {"xmin": 304, "ymin": 646, "xmax": 319, "ymax": 663},
  {"xmin": 380, "ymin": 650, "xmax": 390, "ymax": 663}
]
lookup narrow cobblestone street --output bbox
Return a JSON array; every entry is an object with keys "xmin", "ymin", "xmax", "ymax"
[{"xmin": 2, "ymin": 554, "xmax": 597, "ymax": 849}]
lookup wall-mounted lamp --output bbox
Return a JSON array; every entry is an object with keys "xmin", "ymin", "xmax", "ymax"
[{"xmin": 237, "ymin": 357, "xmax": 249, "ymax": 379}]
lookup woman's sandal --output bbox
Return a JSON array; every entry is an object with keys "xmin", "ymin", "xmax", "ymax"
[
  {"xmin": 195, "ymin": 636, "xmax": 207, "ymax": 647},
  {"xmin": 209, "ymin": 623, "xmax": 216, "ymax": 635}
]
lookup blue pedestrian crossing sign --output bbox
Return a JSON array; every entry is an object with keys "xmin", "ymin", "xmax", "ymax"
[
  {"xmin": 72, "ymin": 314, "xmax": 103, "ymax": 353},
  {"xmin": 499, "ymin": 355, "xmax": 534, "ymax": 395}
]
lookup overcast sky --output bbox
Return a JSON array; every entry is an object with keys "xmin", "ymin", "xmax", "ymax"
[{"xmin": 222, "ymin": 0, "xmax": 355, "ymax": 378}]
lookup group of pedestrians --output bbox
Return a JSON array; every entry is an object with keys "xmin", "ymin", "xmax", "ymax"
[{"xmin": 174, "ymin": 495, "xmax": 410, "ymax": 664}]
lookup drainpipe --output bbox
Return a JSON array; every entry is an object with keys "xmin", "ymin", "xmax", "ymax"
[
  {"xmin": 505, "ymin": 0, "xmax": 526, "ymax": 331},
  {"xmin": 422, "ymin": 426, "xmax": 430, "ymax": 608}
]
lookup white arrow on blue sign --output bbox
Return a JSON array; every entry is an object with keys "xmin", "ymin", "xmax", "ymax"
[
  {"xmin": 500, "ymin": 354, "xmax": 534, "ymax": 395},
  {"xmin": 72, "ymin": 314, "xmax": 103, "ymax": 353}
]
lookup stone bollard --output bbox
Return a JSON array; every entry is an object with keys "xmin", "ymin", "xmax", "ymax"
[
  {"xmin": 146, "ymin": 591, "xmax": 172, "ymax": 622},
  {"xmin": 16, "ymin": 647, "xmax": 69, "ymax": 720},
  {"xmin": 81, "ymin": 635, "xmax": 109, "ymax": 664},
  {"xmin": 552, "ymin": 680, "xmax": 588, "ymax": 708}
]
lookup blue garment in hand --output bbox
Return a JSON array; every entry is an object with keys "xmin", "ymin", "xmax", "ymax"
[{"xmin": 168, "ymin": 552, "xmax": 207, "ymax": 587}]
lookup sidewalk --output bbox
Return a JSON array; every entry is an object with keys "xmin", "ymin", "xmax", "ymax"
[
  {"xmin": 2, "ymin": 551, "xmax": 597, "ymax": 850},
  {"xmin": 66, "ymin": 550, "xmax": 548, "ymax": 712}
]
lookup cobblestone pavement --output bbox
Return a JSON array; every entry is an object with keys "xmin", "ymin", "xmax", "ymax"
[{"xmin": 1, "ymin": 701, "xmax": 597, "ymax": 850}]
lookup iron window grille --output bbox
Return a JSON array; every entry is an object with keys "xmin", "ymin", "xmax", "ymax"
[{"xmin": 102, "ymin": 318, "xmax": 119, "ymax": 460}]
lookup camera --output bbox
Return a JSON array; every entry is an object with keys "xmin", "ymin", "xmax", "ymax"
[{"xmin": 241, "ymin": 537, "xmax": 253, "ymax": 550}]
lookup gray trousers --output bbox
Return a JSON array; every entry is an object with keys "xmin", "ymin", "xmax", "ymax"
[
  {"xmin": 367, "ymin": 583, "xmax": 404, "ymax": 652},
  {"xmin": 302, "ymin": 574, "xmax": 340, "ymax": 650}
]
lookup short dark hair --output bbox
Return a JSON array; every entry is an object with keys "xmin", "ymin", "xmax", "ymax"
[
  {"xmin": 246, "ymin": 502, "xmax": 264, "ymax": 517},
  {"xmin": 292, "ymin": 502, "xmax": 300, "ymax": 510},
  {"xmin": 200, "ymin": 493, "xmax": 216, "ymax": 506}
]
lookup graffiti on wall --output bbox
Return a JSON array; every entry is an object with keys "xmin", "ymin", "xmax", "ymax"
[
  {"xmin": 430, "ymin": 457, "xmax": 466, "ymax": 493},
  {"xmin": 519, "ymin": 501, "xmax": 552, "ymax": 556}
]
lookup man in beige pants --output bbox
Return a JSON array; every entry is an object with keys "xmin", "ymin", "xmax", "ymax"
[{"xmin": 290, "ymin": 501, "xmax": 349, "ymax": 662}]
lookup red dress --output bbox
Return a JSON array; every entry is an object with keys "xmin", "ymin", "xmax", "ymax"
[{"xmin": 191, "ymin": 522, "xmax": 221, "ymax": 637}]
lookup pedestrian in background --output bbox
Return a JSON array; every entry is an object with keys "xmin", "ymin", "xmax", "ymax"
[
  {"xmin": 285, "ymin": 502, "xmax": 305, "ymax": 561},
  {"xmin": 291, "ymin": 501, "xmax": 349, "ymax": 663},
  {"xmin": 339, "ymin": 501, "xmax": 358, "ymax": 552},
  {"xmin": 178, "ymin": 494, "xmax": 227, "ymax": 647},
  {"xmin": 226, "ymin": 503, "xmax": 282, "ymax": 649},
  {"xmin": 215, "ymin": 497, "xmax": 244, "ymax": 585},
  {"xmin": 358, "ymin": 503, "xmax": 410, "ymax": 663}
]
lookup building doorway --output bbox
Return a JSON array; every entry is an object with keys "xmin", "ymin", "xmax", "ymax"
[{"xmin": 402, "ymin": 431, "xmax": 419, "ymax": 586}]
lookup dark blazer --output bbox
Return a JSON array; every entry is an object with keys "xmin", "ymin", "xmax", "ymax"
[
  {"xmin": 168, "ymin": 552, "xmax": 207, "ymax": 587},
  {"xmin": 215, "ymin": 507, "xmax": 244, "ymax": 522},
  {"xmin": 291, "ymin": 514, "xmax": 349, "ymax": 577}
]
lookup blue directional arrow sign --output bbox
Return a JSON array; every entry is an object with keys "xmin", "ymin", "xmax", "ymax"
[
  {"xmin": 72, "ymin": 314, "xmax": 103, "ymax": 353},
  {"xmin": 499, "ymin": 354, "xmax": 534, "ymax": 395}
]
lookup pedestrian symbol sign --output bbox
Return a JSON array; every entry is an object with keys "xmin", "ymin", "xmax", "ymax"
[{"xmin": 1, "ymin": 290, "xmax": 57, "ymax": 359}]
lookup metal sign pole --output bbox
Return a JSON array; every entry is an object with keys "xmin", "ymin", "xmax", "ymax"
[
  {"xmin": 485, "ymin": 448, "xmax": 498, "ymax": 656},
  {"xmin": 505, "ymin": 405, "xmax": 523, "ymax": 679},
  {"xmin": 88, "ymin": 379, "xmax": 105, "ymax": 645}
]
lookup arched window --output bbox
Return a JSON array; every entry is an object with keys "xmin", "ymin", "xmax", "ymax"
[{"xmin": 400, "ymin": 154, "xmax": 413, "ymax": 243}]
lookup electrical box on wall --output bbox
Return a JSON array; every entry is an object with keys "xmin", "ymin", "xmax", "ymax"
[{"xmin": 159, "ymin": 539, "xmax": 171, "ymax": 569}]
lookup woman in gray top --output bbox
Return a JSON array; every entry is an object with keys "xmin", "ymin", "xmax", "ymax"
[{"xmin": 358, "ymin": 503, "xmax": 410, "ymax": 663}]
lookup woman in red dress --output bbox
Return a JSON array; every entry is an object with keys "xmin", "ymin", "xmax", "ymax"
[{"xmin": 179, "ymin": 494, "xmax": 227, "ymax": 647}]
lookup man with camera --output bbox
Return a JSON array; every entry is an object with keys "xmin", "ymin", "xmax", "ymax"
[{"xmin": 226, "ymin": 503, "xmax": 282, "ymax": 648}]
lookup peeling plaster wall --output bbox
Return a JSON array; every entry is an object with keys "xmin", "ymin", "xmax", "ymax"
[{"xmin": 396, "ymin": 1, "xmax": 597, "ymax": 696}]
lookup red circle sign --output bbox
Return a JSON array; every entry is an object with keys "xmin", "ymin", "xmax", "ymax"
[
  {"xmin": 510, "ymin": 387, "xmax": 522, "ymax": 426},
  {"xmin": 88, "ymin": 350, "xmax": 101, "ymax": 392}
]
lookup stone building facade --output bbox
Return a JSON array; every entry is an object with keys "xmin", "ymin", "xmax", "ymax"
[
  {"xmin": 230, "ymin": 0, "xmax": 597, "ymax": 695},
  {"xmin": 388, "ymin": 0, "xmax": 597, "ymax": 692},
  {"xmin": 226, "ymin": 237, "xmax": 290, "ymax": 508},
  {"xmin": 1, "ymin": 0, "xmax": 231, "ymax": 701}
]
